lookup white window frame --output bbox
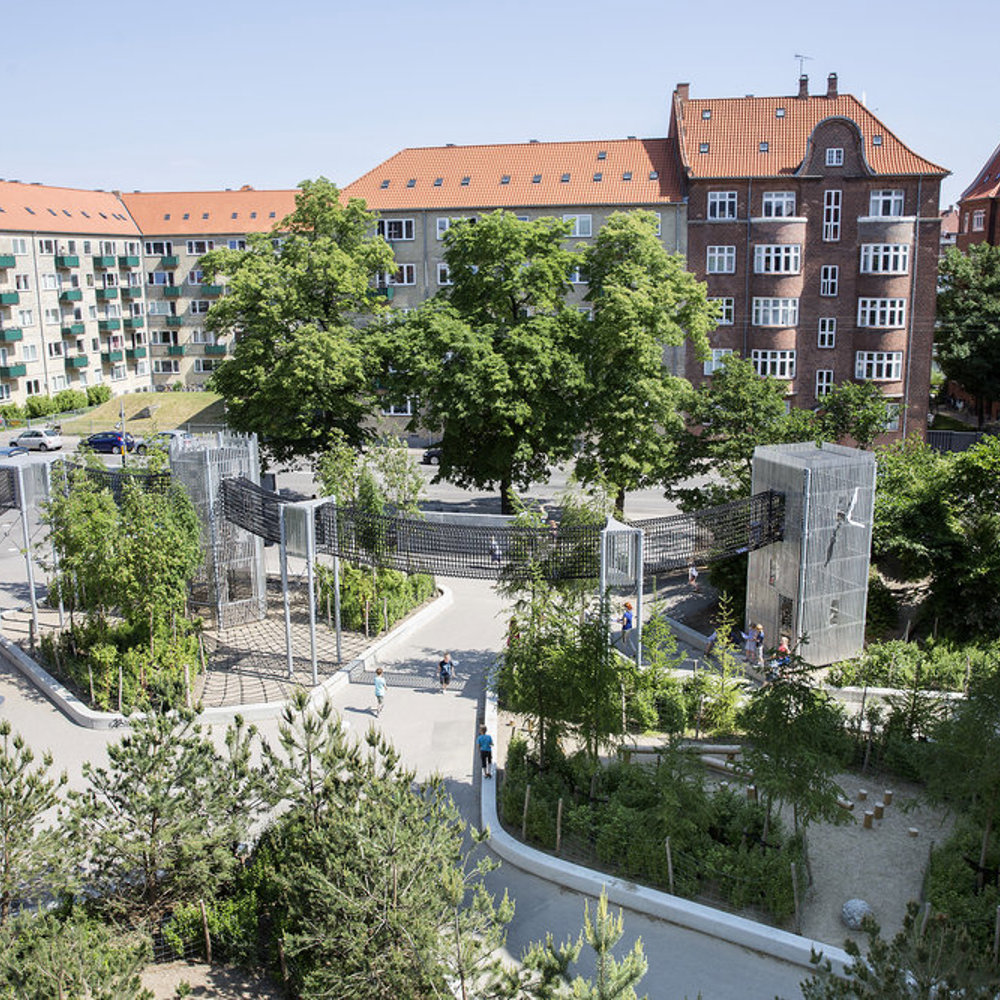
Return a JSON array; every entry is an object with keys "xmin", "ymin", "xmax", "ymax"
[
  {"xmin": 144, "ymin": 240, "xmax": 173, "ymax": 255},
  {"xmin": 568, "ymin": 265, "xmax": 586, "ymax": 285},
  {"xmin": 436, "ymin": 217, "xmax": 475, "ymax": 239},
  {"xmin": 761, "ymin": 191, "xmax": 796, "ymax": 218},
  {"xmin": 43, "ymin": 307, "xmax": 60, "ymax": 325},
  {"xmin": 753, "ymin": 244, "xmax": 801, "ymax": 274},
  {"xmin": 226, "ymin": 239, "xmax": 247, "ymax": 251},
  {"xmin": 14, "ymin": 274, "xmax": 30, "ymax": 291},
  {"xmin": 706, "ymin": 245, "xmax": 736, "ymax": 274},
  {"xmin": 818, "ymin": 318, "xmax": 836, "ymax": 349},
  {"xmin": 187, "ymin": 270, "xmax": 204, "ymax": 285},
  {"xmin": 98, "ymin": 240, "xmax": 116, "ymax": 256},
  {"xmin": 153, "ymin": 359, "xmax": 180, "ymax": 374},
  {"xmin": 37, "ymin": 239, "xmax": 56, "ymax": 255},
  {"xmin": 857, "ymin": 298, "xmax": 906, "ymax": 328},
  {"xmin": 11, "ymin": 238, "xmax": 28, "ymax": 255},
  {"xmin": 859, "ymin": 244, "xmax": 910, "ymax": 274},
  {"xmin": 383, "ymin": 264, "xmax": 416, "ymax": 286},
  {"xmin": 815, "ymin": 369, "xmax": 834, "ymax": 398},
  {"xmin": 186, "ymin": 240, "xmax": 214, "ymax": 255},
  {"xmin": 147, "ymin": 271, "xmax": 174, "ymax": 286},
  {"xmin": 707, "ymin": 191, "xmax": 738, "ymax": 220},
  {"xmin": 377, "ymin": 219, "xmax": 415, "ymax": 242},
  {"xmin": 825, "ymin": 148, "xmax": 844, "ymax": 167},
  {"xmin": 823, "ymin": 190, "xmax": 842, "ymax": 242},
  {"xmin": 380, "ymin": 398, "xmax": 414, "ymax": 417},
  {"xmin": 41, "ymin": 273, "xmax": 59, "ymax": 290},
  {"xmin": 190, "ymin": 300, "xmax": 210, "ymax": 315},
  {"xmin": 47, "ymin": 341, "xmax": 64, "ymax": 358},
  {"xmin": 751, "ymin": 350, "xmax": 796, "ymax": 379},
  {"xmin": 751, "ymin": 297, "xmax": 799, "ymax": 327},
  {"xmin": 563, "ymin": 214, "xmax": 593, "ymax": 238},
  {"xmin": 437, "ymin": 263, "xmax": 452, "ymax": 286},
  {"xmin": 868, "ymin": 189, "xmax": 905, "ymax": 218},
  {"xmin": 18, "ymin": 309, "xmax": 34, "ymax": 326},
  {"xmin": 885, "ymin": 401, "xmax": 901, "ymax": 431},
  {"xmin": 710, "ymin": 297, "xmax": 734, "ymax": 325},
  {"xmin": 22, "ymin": 344, "xmax": 38, "ymax": 362},
  {"xmin": 855, "ymin": 351, "xmax": 902, "ymax": 381},
  {"xmin": 973, "ymin": 210, "xmax": 986, "ymax": 232},
  {"xmin": 193, "ymin": 358, "xmax": 219, "ymax": 374},
  {"xmin": 819, "ymin": 265, "xmax": 839, "ymax": 296},
  {"xmin": 703, "ymin": 348, "xmax": 734, "ymax": 375}
]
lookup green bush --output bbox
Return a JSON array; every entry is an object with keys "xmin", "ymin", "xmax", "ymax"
[
  {"xmin": 829, "ymin": 639, "xmax": 1000, "ymax": 692},
  {"xmin": 0, "ymin": 403, "xmax": 24, "ymax": 426},
  {"xmin": 53, "ymin": 388, "xmax": 88, "ymax": 413},
  {"xmin": 25, "ymin": 394, "xmax": 58, "ymax": 418},
  {"xmin": 86, "ymin": 385, "xmax": 112, "ymax": 406},
  {"xmin": 865, "ymin": 569, "xmax": 900, "ymax": 641},
  {"xmin": 316, "ymin": 563, "xmax": 435, "ymax": 635}
]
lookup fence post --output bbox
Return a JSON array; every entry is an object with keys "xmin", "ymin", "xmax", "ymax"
[
  {"xmin": 521, "ymin": 784, "xmax": 531, "ymax": 841},
  {"xmin": 665, "ymin": 837, "xmax": 675, "ymax": 895},
  {"xmin": 791, "ymin": 862, "xmax": 802, "ymax": 935},
  {"xmin": 199, "ymin": 898, "xmax": 212, "ymax": 964},
  {"xmin": 556, "ymin": 798, "xmax": 563, "ymax": 855},
  {"xmin": 117, "ymin": 661, "xmax": 123, "ymax": 714},
  {"xmin": 383, "ymin": 595, "xmax": 389, "ymax": 633}
]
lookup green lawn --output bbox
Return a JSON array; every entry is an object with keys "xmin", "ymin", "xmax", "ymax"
[{"xmin": 60, "ymin": 391, "xmax": 227, "ymax": 436}]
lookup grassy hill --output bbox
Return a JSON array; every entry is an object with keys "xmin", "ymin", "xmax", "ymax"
[{"xmin": 60, "ymin": 391, "xmax": 227, "ymax": 436}]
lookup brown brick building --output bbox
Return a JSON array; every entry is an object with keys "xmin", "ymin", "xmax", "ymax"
[
  {"xmin": 957, "ymin": 142, "xmax": 1000, "ymax": 251},
  {"xmin": 670, "ymin": 74, "xmax": 947, "ymax": 439}
]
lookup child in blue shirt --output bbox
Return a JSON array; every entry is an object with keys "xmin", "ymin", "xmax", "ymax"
[
  {"xmin": 477, "ymin": 724, "xmax": 493, "ymax": 778},
  {"xmin": 374, "ymin": 667, "xmax": 386, "ymax": 716}
]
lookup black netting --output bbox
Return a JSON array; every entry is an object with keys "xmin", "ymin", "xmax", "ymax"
[
  {"xmin": 218, "ymin": 478, "xmax": 785, "ymax": 582},
  {"xmin": 0, "ymin": 467, "xmax": 16, "ymax": 511},
  {"xmin": 633, "ymin": 490, "xmax": 785, "ymax": 575},
  {"xmin": 52, "ymin": 460, "xmax": 172, "ymax": 504}
]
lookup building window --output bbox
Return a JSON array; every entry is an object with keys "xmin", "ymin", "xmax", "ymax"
[
  {"xmin": 819, "ymin": 265, "xmax": 839, "ymax": 296},
  {"xmin": 707, "ymin": 191, "xmax": 738, "ymax": 220},
  {"xmin": 43, "ymin": 307, "xmax": 60, "ymax": 325},
  {"xmin": 186, "ymin": 240, "xmax": 214, "ymax": 255},
  {"xmin": 99, "ymin": 241, "xmax": 116, "ymax": 255},
  {"xmin": 860, "ymin": 244, "xmax": 910, "ymax": 274},
  {"xmin": 18, "ymin": 309, "xmax": 34, "ymax": 326},
  {"xmin": 823, "ymin": 190, "xmax": 842, "ymax": 241},
  {"xmin": 0, "ymin": 385, "xmax": 9, "ymax": 401},
  {"xmin": 190, "ymin": 329, "xmax": 214, "ymax": 344},
  {"xmin": 103, "ymin": 272, "xmax": 118, "ymax": 288},
  {"xmin": 885, "ymin": 401, "xmax": 900, "ymax": 431},
  {"xmin": 14, "ymin": 274, "xmax": 30, "ymax": 291},
  {"xmin": 188, "ymin": 270, "xmax": 204, "ymax": 285},
  {"xmin": 815, "ymin": 369, "xmax": 834, "ymax": 397},
  {"xmin": 563, "ymin": 214, "xmax": 592, "ymax": 237},
  {"xmin": 818, "ymin": 318, "xmax": 836, "ymax": 349},
  {"xmin": 761, "ymin": 191, "xmax": 796, "ymax": 217},
  {"xmin": 40, "ymin": 273, "xmax": 58, "ymax": 290},
  {"xmin": 190, "ymin": 300, "xmax": 210, "ymax": 315},
  {"xmin": 752, "ymin": 297, "xmax": 799, "ymax": 327},
  {"xmin": 752, "ymin": 350, "xmax": 796, "ymax": 378},
  {"xmin": 710, "ymin": 297, "xmax": 734, "ymax": 325},
  {"xmin": 652, "ymin": 212, "xmax": 662, "ymax": 236},
  {"xmin": 22, "ymin": 344, "xmax": 38, "ymax": 362},
  {"xmin": 24, "ymin": 379, "xmax": 43, "ymax": 396},
  {"xmin": 973, "ymin": 210, "xmax": 986, "ymax": 232},
  {"xmin": 193, "ymin": 358, "xmax": 219, "ymax": 373},
  {"xmin": 147, "ymin": 271, "xmax": 174, "ymax": 286},
  {"xmin": 144, "ymin": 240, "xmax": 173, "ymax": 255},
  {"xmin": 227, "ymin": 239, "xmax": 246, "ymax": 250},
  {"xmin": 151, "ymin": 330, "xmax": 179, "ymax": 345},
  {"xmin": 377, "ymin": 219, "xmax": 415, "ymax": 241},
  {"xmin": 148, "ymin": 301, "xmax": 175, "ymax": 316},
  {"xmin": 153, "ymin": 359, "xmax": 180, "ymax": 374},
  {"xmin": 568, "ymin": 265, "xmax": 585, "ymax": 284},
  {"xmin": 38, "ymin": 239, "xmax": 56, "ymax": 255},
  {"xmin": 869, "ymin": 189, "xmax": 905, "ymax": 217},
  {"xmin": 753, "ymin": 244, "xmax": 801, "ymax": 274},
  {"xmin": 825, "ymin": 148, "xmax": 844, "ymax": 166},
  {"xmin": 855, "ymin": 351, "xmax": 903, "ymax": 381},
  {"xmin": 703, "ymin": 348, "xmax": 734, "ymax": 375},
  {"xmin": 436, "ymin": 217, "xmax": 475, "ymax": 239},
  {"xmin": 437, "ymin": 263, "xmax": 452, "ymax": 286},
  {"xmin": 706, "ymin": 245, "xmax": 736, "ymax": 273},
  {"xmin": 11, "ymin": 238, "xmax": 28, "ymax": 255},
  {"xmin": 47, "ymin": 342, "xmax": 64, "ymax": 358},
  {"xmin": 380, "ymin": 264, "xmax": 416, "ymax": 286},
  {"xmin": 135, "ymin": 360, "xmax": 149, "ymax": 376},
  {"xmin": 857, "ymin": 298, "xmax": 906, "ymax": 328},
  {"xmin": 381, "ymin": 398, "xmax": 413, "ymax": 416},
  {"xmin": 759, "ymin": 142, "xmax": 769, "ymax": 153}
]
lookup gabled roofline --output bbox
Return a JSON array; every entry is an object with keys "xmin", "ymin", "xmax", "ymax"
[{"xmin": 960, "ymin": 139, "xmax": 1000, "ymax": 201}]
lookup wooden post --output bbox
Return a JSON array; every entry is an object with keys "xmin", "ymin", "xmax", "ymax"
[
  {"xmin": 791, "ymin": 862, "xmax": 802, "ymax": 935},
  {"xmin": 665, "ymin": 837, "xmax": 675, "ymax": 894},
  {"xmin": 199, "ymin": 898, "xmax": 212, "ymax": 964},
  {"xmin": 383, "ymin": 596, "xmax": 389, "ymax": 633},
  {"xmin": 327, "ymin": 592, "xmax": 332, "ymax": 631},
  {"xmin": 521, "ymin": 784, "xmax": 531, "ymax": 841},
  {"xmin": 184, "ymin": 660, "xmax": 191, "ymax": 709},
  {"xmin": 556, "ymin": 798, "xmax": 563, "ymax": 855},
  {"xmin": 874, "ymin": 803, "xmax": 884, "ymax": 821},
  {"xmin": 863, "ymin": 811, "xmax": 874, "ymax": 829},
  {"xmin": 117, "ymin": 661, "xmax": 123, "ymax": 714},
  {"xmin": 87, "ymin": 661, "xmax": 95, "ymax": 706},
  {"xmin": 364, "ymin": 600, "xmax": 370, "ymax": 638},
  {"xmin": 883, "ymin": 790, "xmax": 893, "ymax": 806}
]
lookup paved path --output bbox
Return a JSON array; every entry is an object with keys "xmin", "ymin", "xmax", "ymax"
[{"xmin": 0, "ymin": 576, "xmax": 809, "ymax": 999}]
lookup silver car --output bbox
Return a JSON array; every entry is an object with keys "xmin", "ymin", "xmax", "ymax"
[{"xmin": 11, "ymin": 428, "xmax": 62, "ymax": 451}]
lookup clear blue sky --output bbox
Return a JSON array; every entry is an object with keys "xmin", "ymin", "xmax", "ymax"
[{"xmin": 4, "ymin": 0, "xmax": 990, "ymax": 210}]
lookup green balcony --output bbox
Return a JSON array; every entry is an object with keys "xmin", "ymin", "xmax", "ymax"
[
  {"xmin": 96, "ymin": 287, "xmax": 119, "ymax": 301},
  {"xmin": 160, "ymin": 255, "xmax": 179, "ymax": 268},
  {"xmin": 92, "ymin": 255, "xmax": 116, "ymax": 268},
  {"xmin": 55, "ymin": 254, "xmax": 79, "ymax": 269},
  {"xmin": 204, "ymin": 343, "xmax": 227, "ymax": 355},
  {"xmin": 0, "ymin": 255, "xmax": 15, "ymax": 269},
  {"xmin": 118, "ymin": 255, "xmax": 140, "ymax": 268},
  {"xmin": 163, "ymin": 286, "xmax": 183, "ymax": 297},
  {"xmin": 165, "ymin": 316, "xmax": 183, "ymax": 327},
  {"xmin": 64, "ymin": 355, "xmax": 88, "ymax": 369},
  {"xmin": 59, "ymin": 289, "xmax": 82, "ymax": 302},
  {"xmin": 121, "ymin": 286, "xmax": 143, "ymax": 299},
  {"xmin": 123, "ymin": 316, "xmax": 144, "ymax": 330},
  {"xmin": 101, "ymin": 350, "xmax": 124, "ymax": 364},
  {"xmin": 0, "ymin": 327, "xmax": 23, "ymax": 342},
  {"xmin": 167, "ymin": 345, "xmax": 186, "ymax": 356},
  {"xmin": 98, "ymin": 319, "xmax": 121, "ymax": 332},
  {"xmin": 201, "ymin": 284, "xmax": 223, "ymax": 296},
  {"xmin": 0, "ymin": 363, "xmax": 26, "ymax": 378},
  {"xmin": 126, "ymin": 346, "xmax": 147, "ymax": 360},
  {"xmin": 0, "ymin": 291, "xmax": 20, "ymax": 305},
  {"xmin": 61, "ymin": 323, "xmax": 86, "ymax": 336}
]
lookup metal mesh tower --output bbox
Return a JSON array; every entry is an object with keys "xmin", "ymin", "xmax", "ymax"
[
  {"xmin": 170, "ymin": 433, "xmax": 267, "ymax": 629},
  {"xmin": 747, "ymin": 442, "xmax": 876, "ymax": 666}
]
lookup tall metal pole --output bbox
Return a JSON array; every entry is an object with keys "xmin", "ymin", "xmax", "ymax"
[
  {"xmin": 634, "ymin": 527, "xmax": 643, "ymax": 668},
  {"xmin": 279, "ymin": 504, "xmax": 293, "ymax": 679},
  {"xmin": 41, "ymin": 462, "xmax": 64, "ymax": 629},
  {"xmin": 306, "ymin": 505, "xmax": 318, "ymax": 686},
  {"xmin": 330, "ymin": 499, "xmax": 342, "ymax": 664},
  {"xmin": 16, "ymin": 465, "xmax": 38, "ymax": 645}
]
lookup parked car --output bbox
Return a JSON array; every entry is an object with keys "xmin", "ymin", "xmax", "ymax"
[
  {"xmin": 11, "ymin": 428, "xmax": 62, "ymax": 451},
  {"xmin": 147, "ymin": 429, "xmax": 192, "ymax": 450},
  {"xmin": 422, "ymin": 446, "xmax": 442, "ymax": 465},
  {"xmin": 82, "ymin": 431, "xmax": 146, "ymax": 455},
  {"xmin": 0, "ymin": 445, "xmax": 29, "ymax": 457}
]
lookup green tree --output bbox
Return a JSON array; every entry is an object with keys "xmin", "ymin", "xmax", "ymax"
[
  {"xmin": 204, "ymin": 177, "xmax": 396, "ymax": 463},
  {"xmin": 384, "ymin": 211, "xmax": 584, "ymax": 513},
  {"xmin": 68, "ymin": 712, "xmax": 251, "ymax": 924},
  {"xmin": 816, "ymin": 380, "xmax": 892, "ymax": 449},
  {"xmin": 567, "ymin": 891, "xmax": 648, "ymax": 1000},
  {"xmin": 0, "ymin": 722, "xmax": 67, "ymax": 924},
  {"xmin": 573, "ymin": 211, "xmax": 715, "ymax": 513},
  {"xmin": 936, "ymin": 243, "xmax": 1000, "ymax": 427},
  {"xmin": 0, "ymin": 912, "xmax": 153, "ymax": 1000}
]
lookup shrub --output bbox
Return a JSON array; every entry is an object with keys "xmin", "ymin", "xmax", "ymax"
[
  {"xmin": 25, "ymin": 394, "xmax": 58, "ymax": 418},
  {"xmin": 0, "ymin": 403, "xmax": 24, "ymax": 426},
  {"xmin": 86, "ymin": 385, "xmax": 112, "ymax": 406},
  {"xmin": 316, "ymin": 563, "xmax": 435, "ymax": 635},
  {"xmin": 53, "ymin": 388, "xmax": 88, "ymax": 413},
  {"xmin": 865, "ymin": 569, "xmax": 900, "ymax": 641}
]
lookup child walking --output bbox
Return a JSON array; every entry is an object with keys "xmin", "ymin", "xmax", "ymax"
[
  {"xmin": 373, "ymin": 666, "xmax": 386, "ymax": 716},
  {"xmin": 477, "ymin": 724, "xmax": 494, "ymax": 778}
]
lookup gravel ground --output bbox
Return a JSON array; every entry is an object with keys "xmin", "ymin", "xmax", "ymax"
[{"xmin": 141, "ymin": 961, "xmax": 282, "ymax": 998}]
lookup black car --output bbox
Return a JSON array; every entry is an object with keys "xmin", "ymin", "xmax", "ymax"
[
  {"xmin": 422, "ymin": 446, "xmax": 442, "ymax": 465},
  {"xmin": 83, "ymin": 431, "xmax": 147, "ymax": 455}
]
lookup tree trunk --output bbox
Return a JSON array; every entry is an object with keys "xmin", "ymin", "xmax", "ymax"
[
  {"xmin": 978, "ymin": 784, "xmax": 999, "ymax": 890},
  {"xmin": 500, "ymin": 472, "xmax": 514, "ymax": 516},
  {"xmin": 615, "ymin": 486, "xmax": 626, "ymax": 517}
]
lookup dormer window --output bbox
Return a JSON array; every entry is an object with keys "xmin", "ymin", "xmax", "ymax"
[
  {"xmin": 826, "ymin": 147, "xmax": 844, "ymax": 166},
  {"xmin": 434, "ymin": 177, "xmax": 443, "ymax": 186},
  {"xmin": 597, "ymin": 150, "xmax": 607, "ymax": 160},
  {"xmin": 699, "ymin": 143, "xmax": 709, "ymax": 154},
  {"xmin": 461, "ymin": 176, "xmax": 470, "ymax": 186},
  {"xmin": 593, "ymin": 173, "xmax": 603, "ymax": 182},
  {"xmin": 702, "ymin": 109, "xmax": 711, "ymax": 120},
  {"xmin": 380, "ymin": 180, "xmax": 390, "ymax": 189},
  {"xmin": 532, "ymin": 174, "xmax": 542, "ymax": 183},
  {"xmin": 622, "ymin": 171, "xmax": 633, "ymax": 181},
  {"xmin": 649, "ymin": 171, "xmax": 659, "ymax": 180},
  {"xmin": 775, "ymin": 107, "xmax": 786, "ymax": 118},
  {"xmin": 500, "ymin": 175, "xmax": 510, "ymax": 185},
  {"xmin": 406, "ymin": 178, "xmax": 416, "ymax": 188},
  {"xmin": 759, "ymin": 142, "xmax": 769, "ymax": 153},
  {"xmin": 872, "ymin": 135, "xmax": 883, "ymax": 146},
  {"xmin": 560, "ymin": 173, "xmax": 570, "ymax": 183}
]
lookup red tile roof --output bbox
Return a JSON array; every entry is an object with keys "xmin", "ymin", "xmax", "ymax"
[
  {"xmin": 120, "ymin": 188, "xmax": 298, "ymax": 235},
  {"xmin": 0, "ymin": 181, "xmax": 140, "ymax": 235},
  {"xmin": 672, "ymin": 89, "xmax": 947, "ymax": 179},
  {"xmin": 342, "ymin": 139, "xmax": 684, "ymax": 210},
  {"xmin": 940, "ymin": 206, "xmax": 960, "ymax": 235},
  {"xmin": 960, "ymin": 141, "xmax": 1000, "ymax": 201}
]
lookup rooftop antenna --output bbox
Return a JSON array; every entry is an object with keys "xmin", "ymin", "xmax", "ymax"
[{"xmin": 794, "ymin": 53, "xmax": 813, "ymax": 77}]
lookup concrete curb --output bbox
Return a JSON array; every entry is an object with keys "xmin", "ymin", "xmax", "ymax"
[
  {"xmin": 480, "ymin": 693, "xmax": 852, "ymax": 976},
  {"xmin": 0, "ymin": 585, "xmax": 453, "ymax": 730}
]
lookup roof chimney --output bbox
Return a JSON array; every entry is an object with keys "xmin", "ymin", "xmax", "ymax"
[
  {"xmin": 826, "ymin": 73, "xmax": 838, "ymax": 98},
  {"xmin": 797, "ymin": 75, "xmax": 809, "ymax": 99},
  {"xmin": 675, "ymin": 82, "xmax": 690, "ymax": 102}
]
